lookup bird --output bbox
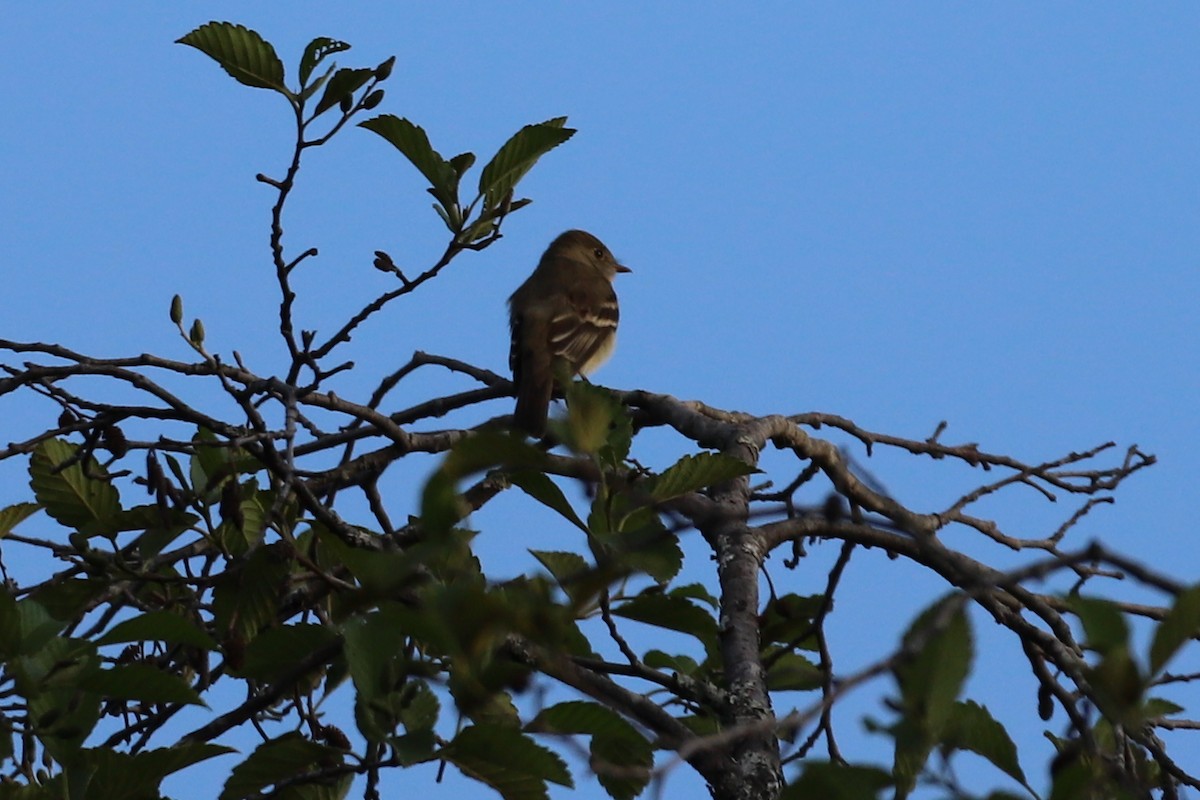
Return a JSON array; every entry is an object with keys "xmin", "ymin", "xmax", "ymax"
[{"xmin": 508, "ymin": 230, "xmax": 631, "ymax": 436}]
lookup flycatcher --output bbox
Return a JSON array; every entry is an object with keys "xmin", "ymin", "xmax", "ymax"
[{"xmin": 508, "ymin": 230, "xmax": 631, "ymax": 435}]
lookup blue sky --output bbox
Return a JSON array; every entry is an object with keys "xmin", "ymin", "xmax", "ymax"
[{"xmin": 3, "ymin": 5, "xmax": 1199, "ymax": 799}]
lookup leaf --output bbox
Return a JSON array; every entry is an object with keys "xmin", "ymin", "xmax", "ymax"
[
  {"xmin": 97, "ymin": 610, "xmax": 217, "ymax": 650},
  {"xmin": 642, "ymin": 650, "xmax": 699, "ymax": 675},
  {"xmin": 526, "ymin": 706, "xmax": 655, "ymax": 800},
  {"xmin": 220, "ymin": 733, "xmax": 343, "ymax": 800},
  {"xmin": 564, "ymin": 381, "xmax": 622, "ymax": 456},
  {"xmin": 646, "ymin": 452, "xmax": 756, "ymax": 502},
  {"xmin": 1142, "ymin": 696, "xmax": 1184, "ymax": 719},
  {"xmin": 0, "ymin": 502, "xmax": 39, "ymax": 537},
  {"xmin": 359, "ymin": 114, "xmax": 457, "ymax": 208},
  {"xmin": 79, "ymin": 744, "xmax": 235, "ymax": 800},
  {"xmin": 942, "ymin": 700, "xmax": 1026, "ymax": 785},
  {"xmin": 592, "ymin": 731, "xmax": 653, "ymax": 800},
  {"xmin": 314, "ymin": 66, "xmax": 373, "ymax": 116},
  {"xmin": 299, "ymin": 36, "xmax": 350, "ymax": 86},
  {"xmin": 1149, "ymin": 583, "xmax": 1200, "ymax": 675},
  {"xmin": 1068, "ymin": 595, "xmax": 1129, "ymax": 655},
  {"xmin": 81, "ymin": 663, "xmax": 203, "ymax": 706},
  {"xmin": 235, "ymin": 623, "xmax": 337, "ymax": 682},
  {"xmin": 443, "ymin": 725, "xmax": 572, "ymax": 800},
  {"xmin": 612, "ymin": 594, "xmax": 719, "ymax": 657},
  {"xmin": 895, "ymin": 597, "xmax": 972, "ymax": 733},
  {"xmin": 530, "ymin": 550, "xmax": 597, "ymax": 606},
  {"xmin": 527, "ymin": 701, "xmax": 640, "ymax": 739},
  {"xmin": 177, "ymin": 22, "xmax": 288, "ymax": 94},
  {"xmin": 765, "ymin": 652, "xmax": 823, "ymax": 691},
  {"xmin": 29, "ymin": 438, "xmax": 120, "ymax": 532},
  {"xmin": 510, "ymin": 471, "xmax": 587, "ymax": 533},
  {"xmin": 781, "ymin": 762, "xmax": 892, "ymax": 800},
  {"xmin": 211, "ymin": 542, "xmax": 292, "ymax": 645},
  {"xmin": 478, "ymin": 118, "xmax": 575, "ymax": 213}
]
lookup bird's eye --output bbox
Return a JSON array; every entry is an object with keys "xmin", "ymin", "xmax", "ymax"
[{"xmin": 593, "ymin": 247, "xmax": 605, "ymax": 259}]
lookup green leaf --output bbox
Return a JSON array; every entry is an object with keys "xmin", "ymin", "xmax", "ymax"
[
  {"xmin": 220, "ymin": 733, "xmax": 343, "ymax": 800},
  {"xmin": 177, "ymin": 22, "xmax": 288, "ymax": 94},
  {"xmin": 527, "ymin": 701, "xmax": 640, "ymax": 739},
  {"xmin": 1068, "ymin": 595, "xmax": 1129, "ymax": 655},
  {"xmin": 314, "ymin": 66, "xmax": 373, "ymax": 116},
  {"xmin": 211, "ymin": 542, "xmax": 292, "ymax": 645},
  {"xmin": 1142, "ymin": 696, "xmax": 1184, "ymax": 719},
  {"xmin": 592, "ymin": 731, "xmax": 653, "ymax": 800},
  {"xmin": 942, "ymin": 700, "xmax": 1026, "ymax": 785},
  {"xmin": 564, "ymin": 381, "xmax": 622, "ymax": 456},
  {"xmin": 530, "ymin": 550, "xmax": 598, "ymax": 606},
  {"xmin": 647, "ymin": 452, "xmax": 757, "ymax": 502},
  {"xmin": 1149, "ymin": 583, "xmax": 1200, "ymax": 675},
  {"xmin": 299, "ymin": 37, "xmax": 350, "ymax": 86},
  {"xmin": 81, "ymin": 663, "xmax": 203, "ymax": 706},
  {"xmin": 97, "ymin": 610, "xmax": 217, "ymax": 650},
  {"xmin": 29, "ymin": 438, "xmax": 120, "ymax": 532},
  {"xmin": 235, "ymin": 623, "xmax": 338, "ymax": 682},
  {"xmin": 895, "ymin": 597, "xmax": 972, "ymax": 733},
  {"xmin": 642, "ymin": 650, "xmax": 699, "ymax": 675},
  {"xmin": 359, "ymin": 114, "xmax": 457, "ymax": 208},
  {"xmin": 765, "ymin": 652, "xmax": 823, "ymax": 691},
  {"xmin": 76, "ymin": 744, "xmax": 235, "ymax": 800},
  {"xmin": 781, "ymin": 762, "xmax": 891, "ymax": 800},
  {"xmin": 478, "ymin": 118, "xmax": 575, "ymax": 213},
  {"xmin": 510, "ymin": 471, "xmax": 588, "ymax": 533},
  {"xmin": 443, "ymin": 725, "xmax": 572, "ymax": 800},
  {"xmin": 612, "ymin": 594, "xmax": 719, "ymax": 657},
  {"xmin": 0, "ymin": 502, "xmax": 39, "ymax": 536}
]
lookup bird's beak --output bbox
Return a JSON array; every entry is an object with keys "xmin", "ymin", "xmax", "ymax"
[{"xmin": 616, "ymin": 263, "xmax": 632, "ymax": 274}]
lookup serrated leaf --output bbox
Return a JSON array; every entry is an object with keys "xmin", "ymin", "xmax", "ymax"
[
  {"xmin": 81, "ymin": 663, "xmax": 203, "ymax": 706},
  {"xmin": 511, "ymin": 471, "xmax": 587, "ymax": 532},
  {"xmin": 220, "ymin": 733, "xmax": 342, "ymax": 800},
  {"xmin": 30, "ymin": 438, "xmax": 121, "ymax": 532},
  {"xmin": 942, "ymin": 700, "xmax": 1026, "ymax": 784},
  {"xmin": 612, "ymin": 594, "xmax": 718, "ymax": 657},
  {"xmin": 478, "ymin": 118, "xmax": 575, "ymax": 213},
  {"xmin": 81, "ymin": 744, "xmax": 235, "ymax": 800},
  {"xmin": 299, "ymin": 36, "xmax": 350, "ymax": 86},
  {"xmin": 0, "ymin": 502, "xmax": 39, "ymax": 537},
  {"xmin": 592, "ymin": 731, "xmax": 652, "ymax": 800},
  {"xmin": 235, "ymin": 623, "xmax": 337, "ymax": 682},
  {"xmin": 530, "ymin": 550, "xmax": 598, "ymax": 606},
  {"xmin": 97, "ymin": 610, "xmax": 217, "ymax": 650},
  {"xmin": 565, "ymin": 381, "xmax": 622, "ymax": 456},
  {"xmin": 177, "ymin": 22, "xmax": 287, "ymax": 94},
  {"xmin": 647, "ymin": 452, "xmax": 756, "ymax": 502},
  {"xmin": 1149, "ymin": 583, "xmax": 1200, "ymax": 675},
  {"xmin": 314, "ymin": 67, "xmax": 372, "ymax": 116},
  {"xmin": 360, "ymin": 114, "xmax": 457, "ymax": 208},
  {"xmin": 444, "ymin": 725, "xmax": 572, "ymax": 800},
  {"xmin": 211, "ymin": 543, "xmax": 291, "ymax": 644},
  {"xmin": 527, "ymin": 706, "xmax": 655, "ymax": 800}
]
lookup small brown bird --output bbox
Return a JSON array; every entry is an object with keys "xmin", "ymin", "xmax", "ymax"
[{"xmin": 508, "ymin": 230, "xmax": 631, "ymax": 435}]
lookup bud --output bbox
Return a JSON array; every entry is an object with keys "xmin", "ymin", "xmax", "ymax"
[
  {"xmin": 339, "ymin": 93, "xmax": 354, "ymax": 114},
  {"xmin": 189, "ymin": 319, "xmax": 205, "ymax": 346},
  {"xmin": 374, "ymin": 56, "xmax": 396, "ymax": 81},
  {"xmin": 362, "ymin": 89, "xmax": 384, "ymax": 110},
  {"xmin": 170, "ymin": 294, "xmax": 184, "ymax": 324}
]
